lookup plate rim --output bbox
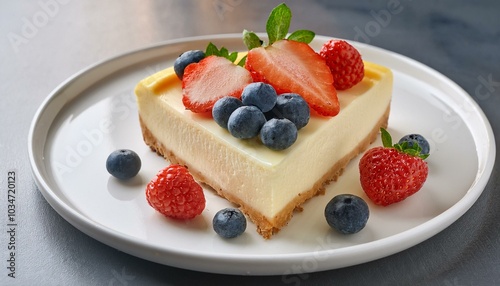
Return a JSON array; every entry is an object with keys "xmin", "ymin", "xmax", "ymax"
[{"xmin": 27, "ymin": 33, "xmax": 496, "ymax": 275}]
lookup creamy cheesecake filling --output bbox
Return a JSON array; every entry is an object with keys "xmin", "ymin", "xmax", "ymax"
[{"xmin": 135, "ymin": 61, "xmax": 392, "ymax": 238}]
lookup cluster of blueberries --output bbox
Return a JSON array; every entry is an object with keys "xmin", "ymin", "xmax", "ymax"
[{"xmin": 213, "ymin": 82, "xmax": 310, "ymax": 150}]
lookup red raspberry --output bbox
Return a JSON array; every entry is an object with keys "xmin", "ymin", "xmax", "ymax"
[
  {"xmin": 319, "ymin": 39, "xmax": 364, "ymax": 90},
  {"xmin": 146, "ymin": 165, "xmax": 205, "ymax": 219}
]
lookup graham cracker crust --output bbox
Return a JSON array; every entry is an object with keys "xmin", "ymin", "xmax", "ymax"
[{"xmin": 139, "ymin": 106, "xmax": 389, "ymax": 239}]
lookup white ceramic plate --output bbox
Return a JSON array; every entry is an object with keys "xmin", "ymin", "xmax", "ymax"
[{"xmin": 28, "ymin": 34, "xmax": 495, "ymax": 275}]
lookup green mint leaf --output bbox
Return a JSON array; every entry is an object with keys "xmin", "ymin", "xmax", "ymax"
[
  {"xmin": 205, "ymin": 42, "xmax": 239, "ymax": 64},
  {"xmin": 237, "ymin": 55, "xmax": 247, "ymax": 67},
  {"xmin": 220, "ymin": 47, "xmax": 229, "ymax": 58},
  {"xmin": 287, "ymin": 30, "xmax": 315, "ymax": 44},
  {"xmin": 228, "ymin": 51, "xmax": 238, "ymax": 63},
  {"xmin": 266, "ymin": 3, "xmax": 291, "ymax": 45},
  {"xmin": 243, "ymin": 29, "xmax": 263, "ymax": 50},
  {"xmin": 205, "ymin": 42, "xmax": 219, "ymax": 56},
  {"xmin": 380, "ymin": 128, "xmax": 393, "ymax": 148}
]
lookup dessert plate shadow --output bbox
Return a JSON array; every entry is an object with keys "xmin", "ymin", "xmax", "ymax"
[{"xmin": 28, "ymin": 34, "xmax": 495, "ymax": 275}]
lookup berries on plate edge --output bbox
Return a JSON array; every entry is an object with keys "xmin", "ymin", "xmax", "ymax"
[
  {"xmin": 106, "ymin": 149, "xmax": 141, "ymax": 180},
  {"xmin": 146, "ymin": 164, "xmax": 206, "ymax": 219},
  {"xmin": 324, "ymin": 194, "xmax": 369, "ymax": 234},
  {"xmin": 213, "ymin": 208, "xmax": 247, "ymax": 238},
  {"xmin": 359, "ymin": 128, "xmax": 430, "ymax": 206}
]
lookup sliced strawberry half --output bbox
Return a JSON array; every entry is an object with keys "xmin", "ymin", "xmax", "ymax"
[
  {"xmin": 245, "ymin": 40, "xmax": 339, "ymax": 116},
  {"xmin": 182, "ymin": 55, "xmax": 253, "ymax": 113}
]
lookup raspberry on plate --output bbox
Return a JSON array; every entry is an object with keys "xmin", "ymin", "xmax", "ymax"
[
  {"xmin": 359, "ymin": 128, "xmax": 429, "ymax": 206},
  {"xmin": 319, "ymin": 39, "xmax": 364, "ymax": 90},
  {"xmin": 146, "ymin": 164, "xmax": 205, "ymax": 219}
]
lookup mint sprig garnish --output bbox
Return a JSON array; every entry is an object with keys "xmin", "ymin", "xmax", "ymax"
[
  {"xmin": 243, "ymin": 29, "xmax": 263, "ymax": 50},
  {"xmin": 380, "ymin": 128, "xmax": 429, "ymax": 160},
  {"xmin": 205, "ymin": 42, "xmax": 246, "ymax": 67},
  {"xmin": 266, "ymin": 3, "xmax": 292, "ymax": 45},
  {"xmin": 287, "ymin": 29, "xmax": 316, "ymax": 43},
  {"xmin": 243, "ymin": 3, "xmax": 315, "ymax": 50}
]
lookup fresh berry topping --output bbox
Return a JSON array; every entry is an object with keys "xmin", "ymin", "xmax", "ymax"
[
  {"xmin": 174, "ymin": 50, "xmax": 205, "ymax": 80},
  {"xmin": 227, "ymin": 106, "xmax": 266, "ymax": 139},
  {"xmin": 212, "ymin": 97, "xmax": 244, "ymax": 129},
  {"xmin": 398, "ymin": 134, "xmax": 430, "ymax": 156},
  {"xmin": 267, "ymin": 93, "xmax": 310, "ymax": 129},
  {"xmin": 106, "ymin": 149, "xmax": 141, "ymax": 180},
  {"xmin": 324, "ymin": 194, "xmax": 369, "ymax": 234},
  {"xmin": 241, "ymin": 82, "xmax": 278, "ymax": 113},
  {"xmin": 146, "ymin": 165, "xmax": 205, "ymax": 219},
  {"xmin": 359, "ymin": 128, "xmax": 429, "ymax": 206},
  {"xmin": 182, "ymin": 55, "xmax": 252, "ymax": 113},
  {"xmin": 259, "ymin": 118, "xmax": 298, "ymax": 150},
  {"xmin": 212, "ymin": 208, "xmax": 247, "ymax": 238},
  {"xmin": 245, "ymin": 39, "xmax": 339, "ymax": 116},
  {"xmin": 319, "ymin": 39, "xmax": 364, "ymax": 90}
]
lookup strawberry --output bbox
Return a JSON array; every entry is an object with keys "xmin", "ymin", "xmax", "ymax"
[
  {"xmin": 319, "ymin": 39, "xmax": 364, "ymax": 90},
  {"xmin": 146, "ymin": 164, "xmax": 205, "ymax": 219},
  {"xmin": 245, "ymin": 39, "xmax": 339, "ymax": 116},
  {"xmin": 182, "ymin": 55, "xmax": 252, "ymax": 113},
  {"xmin": 359, "ymin": 128, "xmax": 429, "ymax": 206},
  {"xmin": 242, "ymin": 4, "xmax": 338, "ymax": 117}
]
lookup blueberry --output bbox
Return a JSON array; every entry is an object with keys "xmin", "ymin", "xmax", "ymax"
[
  {"xmin": 398, "ymin": 134, "xmax": 430, "ymax": 155},
  {"xmin": 173, "ymin": 50, "xmax": 205, "ymax": 80},
  {"xmin": 241, "ymin": 82, "xmax": 277, "ymax": 113},
  {"xmin": 259, "ymin": 118, "xmax": 298, "ymax": 150},
  {"xmin": 213, "ymin": 208, "xmax": 247, "ymax": 238},
  {"xmin": 212, "ymin": 97, "xmax": 243, "ymax": 129},
  {"xmin": 227, "ymin": 106, "xmax": 266, "ymax": 139},
  {"xmin": 269, "ymin": 93, "xmax": 310, "ymax": 129},
  {"xmin": 106, "ymin": 149, "xmax": 141, "ymax": 180},
  {"xmin": 324, "ymin": 194, "xmax": 369, "ymax": 234}
]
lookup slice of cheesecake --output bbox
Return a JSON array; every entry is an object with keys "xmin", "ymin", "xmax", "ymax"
[{"xmin": 135, "ymin": 61, "xmax": 392, "ymax": 239}]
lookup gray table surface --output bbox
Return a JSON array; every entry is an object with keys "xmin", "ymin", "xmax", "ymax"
[{"xmin": 2, "ymin": 0, "xmax": 499, "ymax": 285}]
